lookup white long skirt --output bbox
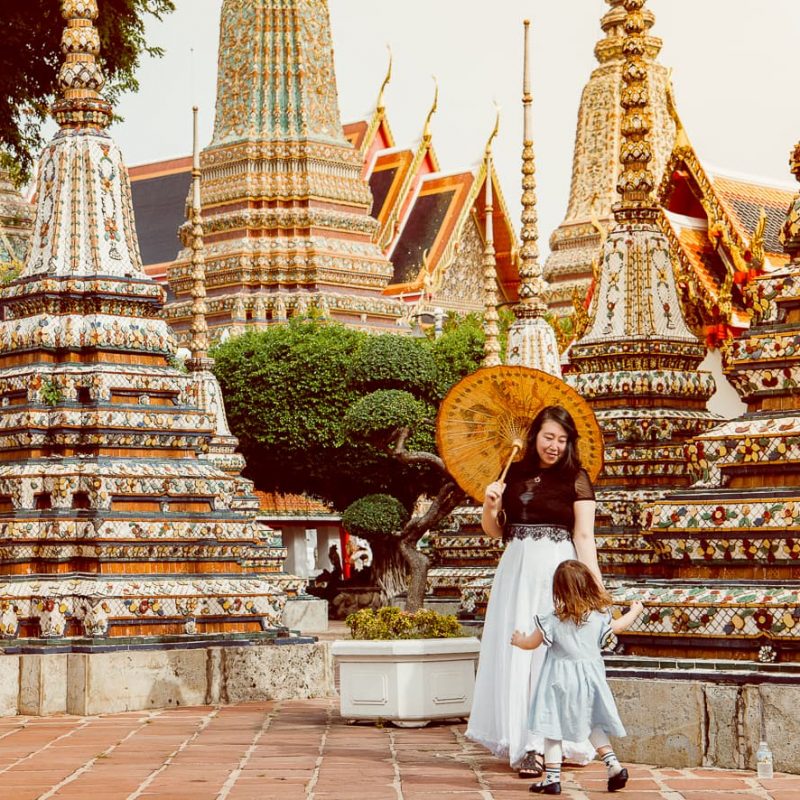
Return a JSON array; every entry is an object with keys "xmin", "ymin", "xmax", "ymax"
[{"xmin": 465, "ymin": 535, "xmax": 595, "ymax": 768}]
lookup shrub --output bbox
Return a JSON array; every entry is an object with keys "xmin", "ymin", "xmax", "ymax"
[
  {"xmin": 341, "ymin": 493, "xmax": 409, "ymax": 538},
  {"xmin": 346, "ymin": 606, "xmax": 465, "ymax": 639},
  {"xmin": 347, "ymin": 335, "xmax": 437, "ymax": 399},
  {"xmin": 343, "ymin": 390, "xmax": 430, "ymax": 444}
]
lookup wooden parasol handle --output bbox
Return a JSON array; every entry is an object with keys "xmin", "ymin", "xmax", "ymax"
[{"xmin": 497, "ymin": 437, "xmax": 525, "ymax": 484}]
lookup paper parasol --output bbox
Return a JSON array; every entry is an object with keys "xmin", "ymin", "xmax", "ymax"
[{"xmin": 435, "ymin": 365, "xmax": 604, "ymax": 503}]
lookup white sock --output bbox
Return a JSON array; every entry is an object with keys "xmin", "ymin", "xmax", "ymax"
[{"xmin": 601, "ymin": 750, "xmax": 622, "ymax": 777}]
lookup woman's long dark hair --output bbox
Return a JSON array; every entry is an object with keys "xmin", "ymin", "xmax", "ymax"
[{"xmin": 520, "ymin": 404, "xmax": 583, "ymax": 475}]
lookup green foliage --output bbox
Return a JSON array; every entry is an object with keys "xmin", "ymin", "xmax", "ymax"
[
  {"xmin": 343, "ymin": 390, "xmax": 430, "ymax": 444},
  {"xmin": 0, "ymin": 263, "xmax": 21, "ymax": 285},
  {"xmin": 341, "ymin": 493, "xmax": 409, "ymax": 539},
  {"xmin": 0, "ymin": 0, "xmax": 175, "ymax": 183},
  {"xmin": 346, "ymin": 606, "xmax": 465, "ymax": 640},
  {"xmin": 40, "ymin": 378, "xmax": 62, "ymax": 407},
  {"xmin": 348, "ymin": 335, "xmax": 437, "ymax": 400},
  {"xmin": 212, "ymin": 319, "xmax": 378, "ymax": 506},
  {"xmin": 166, "ymin": 353, "xmax": 187, "ymax": 373},
  {"xmin": 430, "ymin": 313, "xmax": 485, "ymax": 399},
  {"xmin": 211, "ymin": 313, "xmax": 489, "ymax": 509}
]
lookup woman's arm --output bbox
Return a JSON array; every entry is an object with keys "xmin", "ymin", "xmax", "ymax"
[
  {"xmin": 610, "ymin": 600, "xmax": 644, "ymax": 634},
  {"xmin": 481, "ymin": 480, "xmax": 505, "ymax": 539},
  {"xmin": 572, "ymin": 500, "xmax": 603, "ymax": 587}
]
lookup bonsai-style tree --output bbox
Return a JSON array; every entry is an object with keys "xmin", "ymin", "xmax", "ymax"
[
  {"xmin": 340, "ymin": 325, "xmax": 485, "ymax": 612},
  {"xmin": 212, "ymin": 314, "xmax": 486, "ymax": 612}
]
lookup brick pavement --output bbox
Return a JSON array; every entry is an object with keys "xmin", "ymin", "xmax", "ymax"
[{"xmin": 0, "ymin": 699, "xmax": 796, "ymax": 800}]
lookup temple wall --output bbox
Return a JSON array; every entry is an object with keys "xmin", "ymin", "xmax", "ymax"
[
  {"xmin": 610, "ymin": 672, "xmax": 800, "ymax": 772},
  {"xmin": 0, "ymin": 642, "xmax": 334, "ymax": 716}
]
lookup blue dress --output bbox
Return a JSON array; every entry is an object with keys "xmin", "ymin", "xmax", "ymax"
[{"xmin": 528, "ymin": 610, "xmax": 626, "ymax": 742}]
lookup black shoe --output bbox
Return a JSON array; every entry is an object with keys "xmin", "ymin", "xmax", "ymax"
[
  {"xmin": 608, "ymin": 767, "xmax": 628, "ymax": 792},
  {"xmin": 529, "ymin": 782, "xmax": 561, "ymax": 795},
  {"xmin": 518, "ymin": 750, "xmax": 544, "ymax": 778}
]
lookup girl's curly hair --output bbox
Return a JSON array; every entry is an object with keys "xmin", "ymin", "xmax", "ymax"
[{"xmin": 552, "ymin": 560, "xmax": 612, "ymax": 626}]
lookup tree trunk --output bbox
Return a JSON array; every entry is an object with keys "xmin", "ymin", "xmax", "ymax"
[
  {"xmin": 399, "ymin": 538, "xmax": 430, "ymax": 612},
  {"xmin": 396, "ymin": 480, "xmax": 465, "ymax": 613},
  {"xmin": 364, "ymin": 535, "xmax": 407, "ymax": 604}
]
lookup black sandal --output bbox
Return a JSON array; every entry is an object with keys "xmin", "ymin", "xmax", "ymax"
[{"xmin": 518, "ymin": 751, "xmax": 545, "ymax": 779}]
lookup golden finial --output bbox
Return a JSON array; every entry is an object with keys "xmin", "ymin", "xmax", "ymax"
[
  {"xmin": 614, "ymin": 0, "xmax": 656, "ymax": 219},
  {"xmin": 422, "ymin": 78, "xmax": 438, "ymax": 142},
  {"xmin": 376, "ymin": 46, "xmax": 392, "ymax": 113},
  {"xmin": 514, "ymin": 18, "xmax": 549, "ymax": 318},
  {"xmin": 482, "ymin": 120, "xmax": 502, "ymax": 368},
  {"xmin": 485, "ymin": 106, "xmax": 500, "ymax": 157},
  {"xmin": 52, "ymin": 0, "xmax": 112, "ymax": 130},
  {"xmin": 188, "ymin": 106, "xmax": 209, "ymax": 365}
]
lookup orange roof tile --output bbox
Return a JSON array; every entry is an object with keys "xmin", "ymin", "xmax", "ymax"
[{"xmin": 254, "ymin": 491, "xmax": 339, "ymax": 518}]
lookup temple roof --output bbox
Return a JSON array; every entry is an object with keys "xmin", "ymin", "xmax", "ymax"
[
  {"xmin": 128, "ymin": 157, "xmax": 191, "ymax": 282},
  {"xmin": 658, "ymin": 136, "xmax": 795, "ymax": 342},
  {"xmin": 254, "ymin": 491, "xmax": 339, "ymax": 519},
  {"xmin": 129, "ymin": 107, "xmax": 519, "ymax": 308},
  {"xmin": 712, "ymin": 173, "xmax": 793, "ymax": 264}
]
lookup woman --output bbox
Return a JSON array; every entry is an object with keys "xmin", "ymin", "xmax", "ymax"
[{"xmin": 465, "ymin": 404, "xmax": 602, "ymax": 776}]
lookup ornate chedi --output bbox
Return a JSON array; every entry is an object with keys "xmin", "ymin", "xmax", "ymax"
[
  {"xmin": 0, "ymin": 0, "xmax": 289, "ymax": 642},
  {"xmin": 544, "ymin": 0, "xmax": 676, "ymax": 316},
  {"xmin": 0, "ymin": 169, "xmax": 34, "ymax": 279},
  {"xmin": 506, "ymin": 20, "xmax": 562, "ymax": 374},
  {"xmin": 164, "ymin": 0, "xmax": 405, "ymax": 339},
  {"xmin": 566, "ymin": 0, "xmax": 720, "ymax": 575},
  {"xmin": 625, "ymin": 141, "xmax": 800, "ymax": 662}
]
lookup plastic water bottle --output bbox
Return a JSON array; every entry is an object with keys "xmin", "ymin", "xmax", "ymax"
[{"xmin": 756, "ymin": 741, "xmax": 773, "ymax": 779}]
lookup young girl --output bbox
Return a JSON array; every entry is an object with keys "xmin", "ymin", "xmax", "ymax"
[{"xmin": 511, "ymin": 560, "xmax": 644, "ymax": 795}]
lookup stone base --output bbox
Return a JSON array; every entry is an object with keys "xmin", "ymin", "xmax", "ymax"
[
  {"xmin": 0, "ymin": 641, "xmax": 334, "ymax": 716},
  {"xmin": 282, "ymin": 596, "xmax": 329, "ymax": 633},
  {"xmin": 607, "ymin": 659, "xmax": 800, "ymax": 773}
]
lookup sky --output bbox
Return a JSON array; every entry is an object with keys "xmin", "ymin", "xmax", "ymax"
[{"xmin": 97, "ymin": 0, "xmax": 800, "ymax": 259}]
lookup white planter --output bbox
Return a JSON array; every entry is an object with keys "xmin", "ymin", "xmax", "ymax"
[{"xmin": 332, "ymin": 637, "xmax": 481, "ymax": 726}]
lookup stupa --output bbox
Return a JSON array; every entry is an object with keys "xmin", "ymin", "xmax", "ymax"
[
  {"xmin": 505, "ymin": 20, "xmax": 562, "ymax": 374},
  {"xmin": 565, "ymin": 0, "xmax": 720, "ymax": 572},
  {"xmin": 622, "ymin": 140, "xmax": 800, "ymax": 662},
  {"xmin": 0, "ymin": 0, "xmax": 288, "ymax": 643},
  {"xmin": 543, "ymin": 0, "xmax": 676, "ymax": 316},
  {"xmin": 164, "ymin": 0, "xmax": 406, "ymax": 338}
]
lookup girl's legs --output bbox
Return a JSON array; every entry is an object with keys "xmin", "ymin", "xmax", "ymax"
[
  {"xmin": 529, "ymin": 739, "xmax": 562, "ymax": 794},
  {"xmin": 589, "ymin": 727, "xmax": 628, "ymax": 792}
]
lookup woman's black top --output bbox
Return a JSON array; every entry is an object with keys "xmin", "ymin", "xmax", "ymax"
[{"xmin": 503, "ymin": 463, "xmax": 595, "ymax": 531}]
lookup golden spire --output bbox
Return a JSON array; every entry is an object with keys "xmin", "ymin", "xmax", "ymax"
[
  {"xmin": 52, "ymin": 0, "xmax": 112, "ymax": 130},
  {"xmin": 614, "ymin": 0, "xmax": 657, "ymax": 220},
  {"xmin": 376, "ymin": 47, "xmax": 392, "ymax": 113},
  {"xmin": 422, "ymin": 79, "xmax": 439, "ymax": 143},
  {"xmin": 188, "ymin": 106, "xmax": 209, "ymax": 365},
  {"xmin": 514, "ymin": 19, "xmax": 549, "ymax": 318},
  {"xmin": 482, "ymin": 113, "xmax": 502, "ymax": 368}
]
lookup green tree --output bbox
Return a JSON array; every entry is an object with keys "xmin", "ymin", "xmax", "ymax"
[
  {"xmin": 212, "ymin": 316, "xmax": 486, "ymax": 611},
  {"xmin": 339, "ymin": 327, "xmax": 486, "ymax": 611},
  {"xmin": 0, "ymin": 0, "xmax": 175, "ymax": 183}
]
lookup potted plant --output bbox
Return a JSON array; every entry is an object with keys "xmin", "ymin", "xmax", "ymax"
[{"xmin": 332, "ymin": 607, "xmax": 480, "ymax": 727}]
